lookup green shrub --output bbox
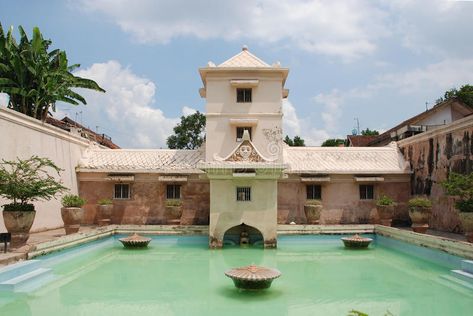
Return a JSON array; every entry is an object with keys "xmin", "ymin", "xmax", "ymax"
[
  {"xmin": 61, "ymin": 194, "xmax": 86, "ymax": 208},
  {"xmin": 3, "ymin": 203, "xmax": 35, "ymax": 212},
  {"xmin": 408, "ymin": 197, "xmax": 432, "ymax": 208},
  {"xmin": 441, "ymin": 172, "xmax": 473, "ymax": 212},
  {"xmin": 98, "ymin": 198, "xmax": 112, "ymax": 205},
  {"xmin": 306, "ymin": 199, "xmax": 322, "ymax": 206},
  {"xmin": 0, "ymin": 156, "xmax": 66, "ymax": 211},
  {"xmin": 377, "ymin": 194, "xmax": 395, "ymax": 206},
  {"xmin": 166, "ymin": 199, "xmax": 182, "ymax": 207}
]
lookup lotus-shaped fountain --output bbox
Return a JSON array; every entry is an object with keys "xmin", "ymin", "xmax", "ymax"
[
  {"xmin": 341, "ymin": 234, "xmax": 373, "ymax": 249},
  {"xmin": 119, "ymin": 233, "xmax": 151, "ymax": 248},
  {"xmin": 225, "ymin": 264, "xmax": 281, "ymax": 290}
]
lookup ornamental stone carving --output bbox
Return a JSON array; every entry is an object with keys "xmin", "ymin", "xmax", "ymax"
[{"xmin": 227, "ymin": 141, "xmax": 265, "ymax": 162}]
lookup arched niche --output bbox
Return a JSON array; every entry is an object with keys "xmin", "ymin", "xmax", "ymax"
[{"xmin": 223, "ymin": 223, "xmax": 264, "ymax": 247}]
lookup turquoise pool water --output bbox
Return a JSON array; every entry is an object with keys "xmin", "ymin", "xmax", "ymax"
[{"xmin": 1, "ymin": 235, "xmax": 473, "ymax": 315}]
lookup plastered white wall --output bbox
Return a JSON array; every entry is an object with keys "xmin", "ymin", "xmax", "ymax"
[{"xmin": 0, "ymin": 107, "xmax": 90, "ymax": 232}]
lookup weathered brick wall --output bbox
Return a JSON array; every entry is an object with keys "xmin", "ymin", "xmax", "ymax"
[
  {"xmin": 398, "ymin": 116, "xmax": 473, "ymax": 232},
  {"xmin": 79, "ymin": 173, "xmax": 210, "ymax": 225},
  {"xmin": 278, "ymin": 175, "xmax": 410, "ymax": 225}
]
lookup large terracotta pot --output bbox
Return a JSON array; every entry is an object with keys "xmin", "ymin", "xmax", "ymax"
[
  {"xmin": 61, "ymin": 207, "xmax": 84, "ymax": 235},
  {"xmin": 459, "ymin": 212, "xmax": 473, "ymax": 243},
  {"xmin": 2, "ymin": 209, "xmax": 36, "ymax": 248},
  {"xmin": 165, "ymin": 205, "xmax": 183, "ymax": 225},
  {"xmin": 304, "ymin": 204, "xmax": 323, "ymax": 224},
  {"xmin": 409, "ymin": 206, "xmax": 432, "ymax": 234},
  {"xmin": 376, "ymin": 205, "xmax": 394, "ymax": 226},
  {"xmin": 97, "ymin": 204, "xmax": 113, "ymax": 226}
]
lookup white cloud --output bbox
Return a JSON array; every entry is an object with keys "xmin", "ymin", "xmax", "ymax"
[
  {"xmin": 373, "ymin": 58, "xmax": 473, "ymax": 95},
  {"xmin": 182, "ymin": 106, "xmax": 197, "ymax": 116},
  {"xmin": 314, "ymin": 90, "xmax": 343, "ymax": 129},
  {"xmin": 78, "ymin": 0, "xmax": 389, "ymax": 61},
  {"xmin": 282, "ymin": 98, "xmax": 333, "ymax": 146},
  {"xmin": 282, "ymin": 99, "xmax": 301, "ymax": 136},
  {"xmin": 69, "ymin": 60, "xmax": 182, "ymax": 148},
  {"xmin": 386, "ymin": 0, "xmax": 473, "ymax": 58}
]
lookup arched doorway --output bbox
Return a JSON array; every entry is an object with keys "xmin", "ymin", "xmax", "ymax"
[{"xmin": 223, "ymin": 223, "xmax": 264, "ymax": 247}]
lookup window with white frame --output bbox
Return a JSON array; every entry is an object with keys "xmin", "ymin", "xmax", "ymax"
[
  {"xmin": 306, "ymin": 185, "xmax": 322, "ymax": 200},
  {"xmin": 236, "ymin": 88, "xmax": 252, "ymax": 103},
  {"xmin": 166, "ymin": 184, "xmax": 181, "ymax": 200},
  {"xmin": 359, "ymin": 184, "xmax": 374, "ymax": 200},
  {"xmin": 236, "ymin": 187, "xmax": 251, "ymax": 201},
  {"xmin": 236, "ymin": 127, "xmax": 252, "ymax": 142},
  {"xmin": 114, "ymin": 183, "xmax": 130, "ymax": 199}
]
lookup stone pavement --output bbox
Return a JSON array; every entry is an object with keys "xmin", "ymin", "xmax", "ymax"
[{"xmin": 0, "ymin": 226, "xmax": 97, "ymax": 267}]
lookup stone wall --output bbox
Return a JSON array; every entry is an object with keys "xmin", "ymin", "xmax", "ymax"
[
  {"xmin": 0, "ymin": 107, "xmax": 90, "ymax": 232},
  {"xmin": 398, "ymin": 116, "xmax": 473, "ymax": 232},
  {"xmin": 278, "ymin": 175, "xmax": 410, "ymax": 225},
  {"xmin": 78, "ymin": 173, "xmax": 210, "ymax": 225}
]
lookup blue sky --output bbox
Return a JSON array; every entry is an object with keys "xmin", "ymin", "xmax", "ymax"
[{"xmin": 1, "ymin": 0, "xmax": 473, "ymax": 148}]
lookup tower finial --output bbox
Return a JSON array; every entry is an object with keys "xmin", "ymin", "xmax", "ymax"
[{"xmin": 242, "ymin": 45, "xmax": 248, "ymax": 51}]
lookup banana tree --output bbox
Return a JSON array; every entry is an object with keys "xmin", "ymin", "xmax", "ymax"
[{"xmin": 0, "ymin": 23, "xmax": 105, "ymax": 121}]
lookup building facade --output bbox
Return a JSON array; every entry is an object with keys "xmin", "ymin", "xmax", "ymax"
[{"xmin": 77, "ymin": 48, "xmax": 411, "ymax": 248}]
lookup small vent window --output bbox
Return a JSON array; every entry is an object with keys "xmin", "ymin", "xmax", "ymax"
[
  {"xmin": 236, "ymin": 127, "xmax": 252, "ymax": 141},
  {"xmin": 306, "ymin": 185, "xmax": 322, "ymax": 200},
  {"xmin": 359, "ymin": 185, "xmax": 374, "ymax": 200},
  {"xmin": 166, "ymin": 185, "xmax": 181, "ymax": 200},
  {"xmin": 236, "ymin": 187, "xmax": 251, "ymax": 201},
  {"xmin": 114, "ymin": 184, "xmax": 130, "ymax": 199},
  {"xmin": 237, "ymin": 88, "xmax": 252, "ymax": 103}
]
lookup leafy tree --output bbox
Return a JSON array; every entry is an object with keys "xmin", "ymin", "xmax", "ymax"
[
  {"xmin": 436, "ymin": 84, "xmax": 473, "ymax": 108},
  {"xmin": 321, "ymin": 138, "xmax": 345, "ymax": 147},
  {"xmin": 0, "ymin": 24, "xmax": 105, "ymax": 121},
  {"xmin": 284, "ymin": 135, "xmax": 305, "ymax": 147},
  {"xmin": 360, "ymin": 128, "xmax": 379, "ymax": 136},
  {"xmin": 284, "ymin": 135, "xmax": 293, "ymax": 146},
  {"xmin": 167, "ymin": 111, "xmax": 206, "ymax": 149}
]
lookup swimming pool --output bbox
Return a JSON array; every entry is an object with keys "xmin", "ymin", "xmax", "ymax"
[{"xmin": 1, "ymin": 234, "xmax": 472, "ymax": 315}]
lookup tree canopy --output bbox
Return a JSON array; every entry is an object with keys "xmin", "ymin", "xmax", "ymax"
[
  {"xmin": 0, "ymin": 24, "xmax": 105, "ymax": 121},
  {"xmin": 284, "ymin": 135, "xmax": 305, "ymax": 146},
  {"xmin": 436, "ymin": 84, "xmax": 473, "ymax": 108},
  {"xmin": 321, "ymin": 138, "xmax": 345, "ymax": 147},
  {"xmin": 167, "ymin": 111, "xmax": 206, "ymax": 149},
  {"xmin": 360, "ymin": 128, "xmax": 379, "ymax": 136}
]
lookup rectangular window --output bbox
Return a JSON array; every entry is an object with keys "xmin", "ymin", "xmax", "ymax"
[
  {"xmin": 166, "ymin": 184, "xmax": 181, "ymax": 200},
  {"xmin": 236, "ymin": 88, "xmax": 252, "ymax": 103},
  {"xmin": 236, "ymin": 187, "xmax": 251, "ymax": 201},
  {"xmin": 236, "ymin": 127, "xmax": 252, "ymax": 141},
  {"xmin": 306, "ymin": 185, "xmax": 322, "ymax": 200},
  {"xmin": 114, "ymin": 183, "xmax": 130, "ymax": 199},
  {"xmin": 359, "ymin": 185, "xmax": 374, "ymax": 200}
]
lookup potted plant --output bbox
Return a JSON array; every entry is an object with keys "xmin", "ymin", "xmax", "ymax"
[
  {"xmin": 61, "ymin": 194, "xmax": 86, "ymax": 235},
  {"xmin": 97, "ymin": 198, "xmax": 113, "ymax": 226},
  {"xmin": 165, "ymin": 199, "xmax": 183, "ymax": 224},
  {"xmin": 0, "ymin": 156, "xmax": 66, "ymax": 248},
  {"xmin": 376, "ymin": 194, "xmax": 396, "ymax": 226},
  {"xmin": 304, "ymin": 200, "xmax": 323, "ymax": 224},
  {"xmin": 408, "ymin": 197, "xmax": 432, "ymax": 234},
  {"xmin": 441, "ymin": 172, "xmax": 473, "ymax": 242}
]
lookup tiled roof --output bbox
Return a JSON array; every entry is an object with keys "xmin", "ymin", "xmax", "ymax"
[
  {"xmin": 218, "ymin": 47, "xmax": 271, "ymax": 68},
  {"xmin": 78, "ymin": 143, "xmax": 410, "ymax": 175},
  {"xmin": 78, "ymin": 148, "xmax": 204, "ymax": 173},
  {"xmin": 347, "ymin": 135, "xmax": 378, "ymax": 147},
  {"xmin": 283, "ymin": 144, "xmax": 410, "ymax": 174}
]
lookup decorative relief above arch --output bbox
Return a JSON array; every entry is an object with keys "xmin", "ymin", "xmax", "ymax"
[{"xmin": 213, "ymin": 130, "xmax": 276, "ymax": 162}]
